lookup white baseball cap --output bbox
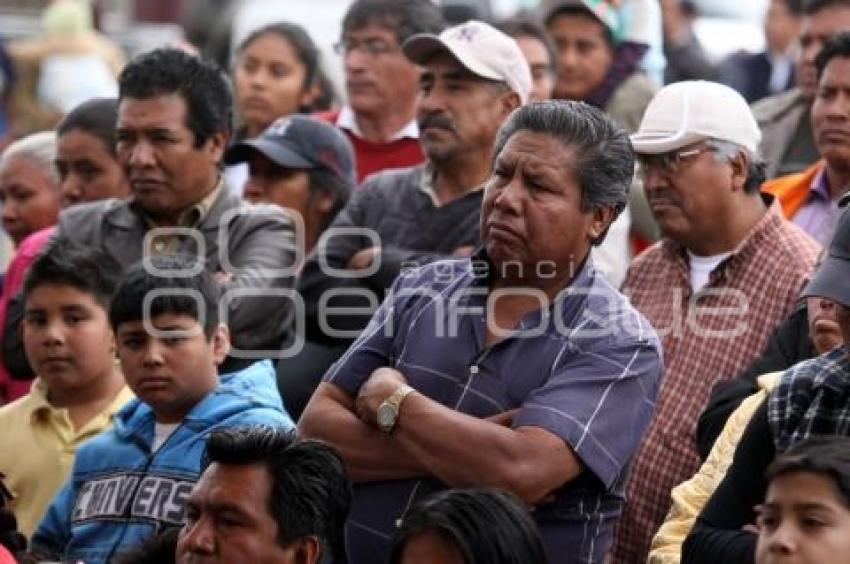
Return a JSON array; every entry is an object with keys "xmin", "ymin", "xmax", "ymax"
[
  {"xmin": 630, "ymin": 80, "xmax": 762, "ymax": 155},
  {"xmin": 402, "ymin": 20, "xmax": 532, "ymax": 104}
]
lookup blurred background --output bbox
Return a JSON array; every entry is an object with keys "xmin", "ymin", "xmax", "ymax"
[
  {"xmin": 0, "ymin": 0, "xmax": 784, "ymax": 262},
  {"xmin": 0, "ymin": 0, "xmax": 771, "ymax": 99}
]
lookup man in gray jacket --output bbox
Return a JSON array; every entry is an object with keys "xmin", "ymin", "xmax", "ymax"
[{"xmin": 54, "ymin": 48, "xmax": 296, "ymax": 369}]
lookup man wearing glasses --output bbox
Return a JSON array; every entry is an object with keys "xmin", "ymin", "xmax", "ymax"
[
  {"xmin": 317, "ymin": 0, "xmax": 444, "ymax": 182},
  {"xmin": 611, "ymin": 80, "xmax": 821, "ymax": 562}
]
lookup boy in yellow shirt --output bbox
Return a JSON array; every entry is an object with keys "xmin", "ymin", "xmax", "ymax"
[{"xmin": 0, "ymin": 240, "xmax": 131, "ymax": 536}]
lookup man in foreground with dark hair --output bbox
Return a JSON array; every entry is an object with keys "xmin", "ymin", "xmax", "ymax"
[
  {"xmin": 53, "ymin": 48, "xmax": 296, "ymax": 369},
  {"xmin": 177, "ymin": 426, "xmax": 351, "ymax": 564},
  {"xmin": 300, "ymin": 100, "xmax": 662, "ymax": 563}
]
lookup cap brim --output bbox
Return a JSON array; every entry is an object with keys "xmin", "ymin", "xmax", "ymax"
[
  {"xmin": 801, "ymin": 256, "xmax": 850, "ymax": 307},
  {"xmin": 224, "ymin": 138, "xmax": 314, "ymax": 169},
  {"xmin": 402, "ymin": 34, "xmax": 502, "ymax": 81},
  {"xmin": 629, "ymin": 131, "xmax": 708, "ymax": 154}
]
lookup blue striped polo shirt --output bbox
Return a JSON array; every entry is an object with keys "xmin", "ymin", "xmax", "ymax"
[{"xmin": 326, "ymin": 252, "xmax": 663, "ymax": 564}]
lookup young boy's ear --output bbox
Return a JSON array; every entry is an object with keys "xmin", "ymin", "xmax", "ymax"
[{"xmin": 211, "ymin": 324, "xmax": 230, "ymax": 366}]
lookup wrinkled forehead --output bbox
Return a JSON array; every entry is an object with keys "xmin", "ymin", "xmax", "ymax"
[
  {"xmin": 498, "ymin": 128, "xmax": 577, "ymax": 159},
  {"xmin": 494, "ymin": 131, "xmax": 580, "ymax": 182}
]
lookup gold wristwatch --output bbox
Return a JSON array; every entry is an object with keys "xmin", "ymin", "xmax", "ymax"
[{"xmin": 377, "ymin": 384, "xmax": 415, "ymax": 433}]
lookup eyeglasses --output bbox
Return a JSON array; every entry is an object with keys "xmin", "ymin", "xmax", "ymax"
[
  {"xmin": 637, "ymin": 146, "xmax": 715, "ymax": 174},
  {"xmin": 333, "ymin": 38, "xmax": 400, "ymax": 57}
]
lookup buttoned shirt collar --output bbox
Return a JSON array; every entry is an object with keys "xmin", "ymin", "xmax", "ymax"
[
  {"xmin": 337, "ymin": 105, "xmax": 419, "ymax": 141},
  {"xmin": 133, "ymin": 177, "xmax": 224, "ymax": 255},
  {"xmin": 138, "ymin": 177, "xmax": 223, "ymax": 229}
]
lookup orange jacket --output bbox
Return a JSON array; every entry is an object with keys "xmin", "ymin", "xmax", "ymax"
[{"xmin": 761, "ymin": 160, "xmax": 825, "ymax": 219}]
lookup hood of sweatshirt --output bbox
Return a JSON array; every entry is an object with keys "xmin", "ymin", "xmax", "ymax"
[{"xmin": 112, "ymin": 360, "xmax": 286, "ymax": 446}]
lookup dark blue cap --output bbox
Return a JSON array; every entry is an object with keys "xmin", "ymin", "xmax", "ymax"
[{"xmin": 225, "ymin": 115, "xmax": 357, "ymax": 194}]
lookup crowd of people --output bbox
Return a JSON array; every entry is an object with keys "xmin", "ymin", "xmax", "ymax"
[{"xmin": 0, "ymin": 0, "xmax": 848, "ymax": 562}]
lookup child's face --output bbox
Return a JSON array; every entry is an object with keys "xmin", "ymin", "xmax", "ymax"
[
  {"xmin": 756, "ymin": 470, "xmax": 850, "ymax": 564},
  {"xmin": 116, "ymin": 313, "xmax": 228, "ymax": 423},
  {"xmin": 23, "ymin": 284, "xmax": 116, "ymax": 397}
]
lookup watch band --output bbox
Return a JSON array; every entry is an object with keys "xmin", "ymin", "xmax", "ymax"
[
  {"xmin": 389, "ymin": 384, "xmax": 415, "ymax": 410},
  {"xmin": 377, "ymin": 384, "xmax": 416, "ymax": 432}
]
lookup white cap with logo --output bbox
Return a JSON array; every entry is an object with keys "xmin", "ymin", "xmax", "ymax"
[
  {"xmin": 630, "ymin": 80, "xmax": 762, "ymax": 155},
  {"xmin": 402, "ymin": 20, "xmax": 532, "ymax": 104}
]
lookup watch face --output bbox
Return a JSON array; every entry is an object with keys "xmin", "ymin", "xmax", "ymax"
[{"xmin": 377, "ymin": 403, "xmax": 396, "ymax": 430}]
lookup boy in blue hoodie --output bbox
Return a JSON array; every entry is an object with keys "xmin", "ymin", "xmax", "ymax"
[{"xmin": 31, "ymin": 254, "xmax": 293, "ymax": 564}]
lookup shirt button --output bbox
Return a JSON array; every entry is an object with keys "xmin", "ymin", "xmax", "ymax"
[{"xmin": 470, "ymin": 365, "xmax": 479, "ymax": 375}]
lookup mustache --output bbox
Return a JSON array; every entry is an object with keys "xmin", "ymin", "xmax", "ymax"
[
  {"xmin": 418, "ymin": 113, "xmax": 456, "ymax": 132},
  {"xmin": 647, "ymin": 188, "xmax": 681, "ymax": 206}
]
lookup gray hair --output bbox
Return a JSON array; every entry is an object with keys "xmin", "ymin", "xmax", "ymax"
[
  {"xmin": 0, "ymin": 131, "xmax": 60, "ymax": 185},
  {"xmin": 492, "ymin": 100, "xmax": 635, "ymax": 245},
  {"xmin": 706, "ymin": 139, "xmax": 766, "ymax": 193}
]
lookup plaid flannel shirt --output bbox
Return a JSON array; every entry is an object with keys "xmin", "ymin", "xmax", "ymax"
[
  {"xmin": 611, "ymin": 200, "xmax": 820, "ymax": 561},
  {"xmin": 769, "ymin": 345, "xmax": 850, "ymax": 451}
]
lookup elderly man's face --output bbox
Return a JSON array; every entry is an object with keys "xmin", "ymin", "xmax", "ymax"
[
  {"xmin": 481, "ymin": 130, "xmax": 609, "ymax": 278},
  {"xmin": 812, "ymin": 56, "xmax": 850, "ymax": 170},
  {"xmin": 177, "ymin": 462, "xmax": 315, "ymax": 564},
  {"xmin": 640, "ymin": 143, "xmax": 743, "ymax": 250},
  {"xmin": 116, "ymin": 93, "xmax": 226, "ymax": 223},
  {"xmin": 547, "ymin": 12, "xmax": 613, "ymax": 101},
  {"xmin": 417, "ymin": 52, "xmax": 519, "ymax": 165}
]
